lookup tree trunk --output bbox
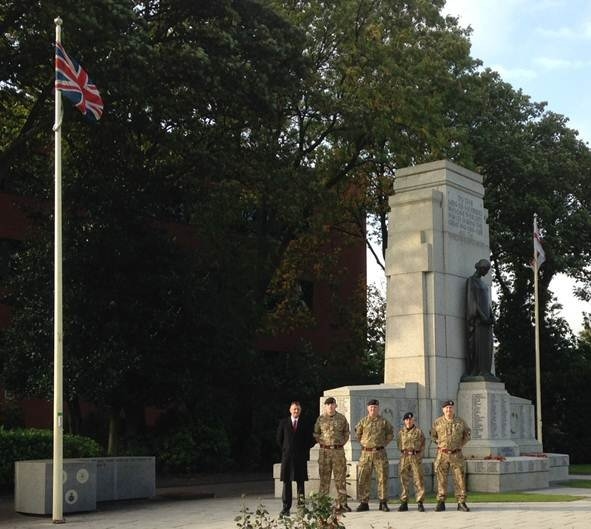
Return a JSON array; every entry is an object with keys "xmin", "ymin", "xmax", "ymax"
[
  {"xmin": 107, "ymin": 408, "xmax": 120, "ymax": 456},
  {"xmin": 65, "ymin": 395, "xmax": 82, "ymax": 434}
]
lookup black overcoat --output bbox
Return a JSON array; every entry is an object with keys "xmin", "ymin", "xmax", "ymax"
[{"xmin": 276, "ymin": 416, "xmax": 315, "ymax": 482}]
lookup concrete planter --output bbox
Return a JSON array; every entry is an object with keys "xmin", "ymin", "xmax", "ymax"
[{"xmin": 14, "ymin": 456, "xmax": 155, "ymax": 514}]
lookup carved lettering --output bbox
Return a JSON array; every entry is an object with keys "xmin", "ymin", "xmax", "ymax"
[
  {"xmin": 447, "ymin": 190, "xmax": 484, "ymax": 239},
  {"xmin": 490, "ymin": 393, "xmax": 498, "ymax": 438},
  {"xmin": 471, "ymin": 394, "xmax": 484, "ymax": 439}
]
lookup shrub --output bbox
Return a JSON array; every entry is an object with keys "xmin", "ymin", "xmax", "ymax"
[
  {"xmin": 235, "ymin": 493, "xmax": 346, "ymax": 529},
  {"xmin": 157, "ymin": 423, "xmax": 233, "ymax": 474},
  {"xmin": 0, "ymin": 428, "xmax": 102, "ymax": 488},
  {"xmin": 158, "ymin": 428, "xmax": 197, "ymax": 474}
]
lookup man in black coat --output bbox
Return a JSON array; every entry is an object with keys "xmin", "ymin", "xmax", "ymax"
[{"xmin": 276, "ymin": 400, "xmax": 316, "ymax": 516}]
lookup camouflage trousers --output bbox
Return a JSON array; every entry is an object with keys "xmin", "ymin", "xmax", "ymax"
[
  {"xmin": 318, "ymin": 447, "xmax": 348, "ymax": 506},
  {"xmin": 399, "ymin": 455, "xmax": 425, "ymax": 503},
  {"xmin": 434, "ymin": 451, "xmax": 466, "ymax": 502},
  {"xmin": 357, "ymin": 449, "xmax": 389, "ymax": 502}
]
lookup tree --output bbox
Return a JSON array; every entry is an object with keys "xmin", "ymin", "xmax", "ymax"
[
  {"xmin": 2, "ymin": 0, "xmax": 377, "ymax": 468},
  {"xmin": 1, "ymin": 0, "xmax": 324, "ymax": 460},
  {"xmin": 365, "ymin": 283, "xmax": 385, "ymax": 381},
  {"xmin": 4, "ymin": 0, "xmax": 590, "ymax": 466},
  {"xmin": 463, "ymin": 70, "xmax": 591, "ymax": 445},
  {"xmin": 270, "ymin": 0, "xmax": 479, "ymax": 265}
]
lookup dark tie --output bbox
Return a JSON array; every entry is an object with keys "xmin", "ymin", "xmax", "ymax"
[{"xmin": 293, "ymin": 419, "xmax": 298, "ymax": 431}]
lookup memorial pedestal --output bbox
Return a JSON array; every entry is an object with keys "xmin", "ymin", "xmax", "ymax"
[
  {"xmin": 458, "ymin": 380, "xmax": 520, "ymax": 457},
  {"xmin": 466, "ymin": 456, "xmax": 549, "ymax": 492},
  {"xmin": 272, "ymin": 383, "xmax": 567, "ymax": 497},
  {"xmin": 273, "ymin": 160, "xmax": 567, "ymax": 497},
  {"xmin": 509, "ymin": 395, "xmax": 543, "ymax": 454}
]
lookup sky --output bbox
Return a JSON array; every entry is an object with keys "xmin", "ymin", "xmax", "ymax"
[
  {"xmin": 367, "ymin": 0, "xmax": 591, "ymax": 333},
  {"xmin": 444, "ymin": 0, "xmax": 591, "ymax": 144}
]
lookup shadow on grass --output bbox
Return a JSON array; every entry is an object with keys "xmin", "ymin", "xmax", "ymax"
[
  {"xmin": 569, "ymin": 464, "xmax": 591, "ymax": 475},
  {"xmin": 554, "ymin": 480, "xmax": 591, "ymax": 489}
]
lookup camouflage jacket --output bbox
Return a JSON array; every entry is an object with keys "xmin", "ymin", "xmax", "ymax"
[
  {"xmin": 314, "ymin": 411, "xmax": 350, "ymax": 446},
  {"xmin": 430, "ymin": 416, "xmax": 471, "ymax": 450},
  {"xmin": 396, "ymin": 425, "xmax": 425, "ymax": 452},
  {"xmin": 355, "ymin": 415, "xmax": 394, "ymax": 448}
]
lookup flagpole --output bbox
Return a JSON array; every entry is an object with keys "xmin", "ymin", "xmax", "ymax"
[
  {"xmin": 52, "ymin": 16, "xmax": 65, "ymax": 524},
  {"xmin": 533, "ymin": 213, "xmax": 543, "ymax": 445}
]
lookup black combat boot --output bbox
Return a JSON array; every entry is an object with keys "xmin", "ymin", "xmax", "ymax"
[
  {"xmin": 457, "ymin": 502, "xmax": 470, "ymax": 512},
  {"xmin": 355, "ymin": 502, "xmax": 369, "ymax": 512},
  {"xmin": 417, "ymin": 501, "xmax": 425, "ymax": 512},
  {"xmin": 379, "ymin": 501, "xmax": 390, "ymax": 512},
  {"xmin": 397, "ymin": 501, "xmax": 408, "ymax": 512},
  {"xmin": 435, "ymin": 501, "xmax": 446, "ymax": 512}
]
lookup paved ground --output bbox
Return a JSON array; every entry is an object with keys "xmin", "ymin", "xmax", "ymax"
[{"xmin": 1, "ymin": 474, "xmax": 590, "ymax": 529}]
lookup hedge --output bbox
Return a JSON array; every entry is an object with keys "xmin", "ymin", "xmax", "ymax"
[{"xmin": 0, "ymin": 428, "xmax": 102, "ymax": 488}]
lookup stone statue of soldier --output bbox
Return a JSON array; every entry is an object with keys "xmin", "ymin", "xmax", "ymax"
[{"xmin": 464, "ymin": 259, "xmax": 497, "ymax": 380}]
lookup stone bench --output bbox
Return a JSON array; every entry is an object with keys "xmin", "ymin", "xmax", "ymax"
[{"xmin": 15, "ymin": 456, "xmax": 155, "ymax": 514}]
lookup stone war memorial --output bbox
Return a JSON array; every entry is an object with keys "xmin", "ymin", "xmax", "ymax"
[{"xmin": 274, "ymin": 159, "xmax": 568, "ymax": 500}]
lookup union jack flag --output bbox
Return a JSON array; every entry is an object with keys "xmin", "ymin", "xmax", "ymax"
[{"xmin": 55, "ymin": 42, "xmax": 103, "ymax": 121}]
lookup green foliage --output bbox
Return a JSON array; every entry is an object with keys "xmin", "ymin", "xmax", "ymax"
[
  {"xmin": 365, "ymin": 283, "xmax": 385, "ymax": 381},
  {"xmin": 0, "ymin": 428, "xmax": 102, "ymax": 488},
  {"xmin": 495, "ymin": 296, "xmax": 591, "ymax": 460},
  {"xmin": 157, "ymin": 423, "xmax": 232, "ymax": 474},
  {"xmin": 235, "ymin": 494, "xmax": 345, "ymax": 529},
  {"xmin": 0, "ymin": 0, "xmax": 327, "ymax": 466},
  {"xmin": 271, "ymin": 0, "xmax": 479, "ymax": 254},
  {"xmin": 157, "ymin": 429, "xmax": 198, "ymax": 474},
  {"xmin": 580, "ymin": 314, "xmax": 591, "ymax": 344}
]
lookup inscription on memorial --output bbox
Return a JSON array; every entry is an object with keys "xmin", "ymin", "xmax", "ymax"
[
  {"xmin": 471, "ymin": 394, "xmax": 484, "ymax": 439},
  {"xmin": 510, "ymin": 409, "xmax": 519, "ymax": 437},
  {"xmin": 500, "ymin": 396, "xmax": 509, "ymax": 437},
  {"xmin": 490, "ymin": 393, "xmax": 499, "ymax": 439},
  {"xmin": 447, "ymin": 190, "xmax": 484, "ymax": 239}
]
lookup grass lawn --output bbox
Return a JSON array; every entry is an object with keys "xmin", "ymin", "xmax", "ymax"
[
  {"xmin": 413, "ymin": 492, "xmax": 585, "ymax": 503},
  {"xmin": 555, "ymin": 479, "xmax": 591, "ymax": 488},
  {"xmin": 570, "ymin": 464, "xmax": 591, "ymax": 475},
  {"xmin": 466, "ymin": 492, "xmax": 584, "ymax": 502}
]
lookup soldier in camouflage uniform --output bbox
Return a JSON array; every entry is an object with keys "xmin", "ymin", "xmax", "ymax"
[
  {"xmin": 355, "ymin": 399, "xmax": 394, "ymax": 512},
  {"xmin": 431, "ymin": 400, "xmax": 471, "ymax": 512},
  {"xmin": 396, "ymin": 411, "xmax": 426, "ymax": 512},
  {"xmin": 313, "ymin": 397, "xmax": 351, "ymax": 512}
]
